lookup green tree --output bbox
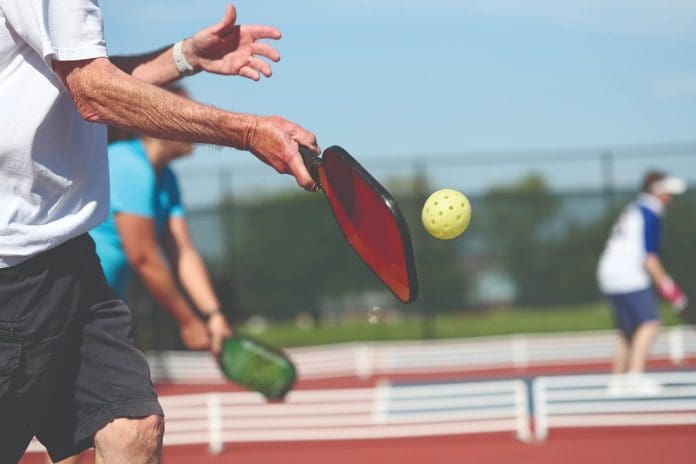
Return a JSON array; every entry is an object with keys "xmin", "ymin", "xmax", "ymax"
[
  {"xmin": 216, "ymin": 181, "xmax": 469, "ymax": 320},
  {"xmin": 481, "ymin": 174, "xmax": 560, "ymax": 304},
  {"xmin": 401, "ymin": 192, "xmax": 470, "ymax": 313},
  {"xmin": 661, "ymin": 193, "xmax": 696, "ymax": 300}
]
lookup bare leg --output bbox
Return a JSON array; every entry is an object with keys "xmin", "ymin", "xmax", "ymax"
[
  {"xmin": 628, "ymin": 321, "xmax": 660, "ymax": 373},
  {"xmin": 611, "ymin": 334, "xmax": 630, "ymax": 374},
  {"xmin": 93, "ymin": 416, "xmax": 163, "ymax": 464}
]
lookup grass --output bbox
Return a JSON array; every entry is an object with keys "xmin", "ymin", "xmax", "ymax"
[{"xmin": 241, "ymin": 302, "xmax": 684, "ymax": 348}]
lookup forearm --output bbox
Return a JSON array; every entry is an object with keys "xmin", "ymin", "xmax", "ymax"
[
  {"xmin": 132, "ymin": 252, "xmax": 199, "ymax": 326},
  {"xmin": 110, "ymin": 46, "xmax": 177, "ymax": 86},
  {"xmin": 177, "ymin": 248, "xmax": 221, "ymax": 315},
  {"xmin": 64, "ymin": 58, "xmax": 255, "ymax": 148},
  {"xmin": 644, "ymin": 253, "xmax": 670, "ymax": 286},
  {"xmin": 110, "ymin": 37, "xmax": 201, "ymax": 86}
]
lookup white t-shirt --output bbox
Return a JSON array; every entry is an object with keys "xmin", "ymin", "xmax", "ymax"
[
  {"xmin": 0, "ymin": 0, "xmax": 109, "ymax": 267},
  {"xmin": 597, "ymin": 194, "xmax": 664, "ymax": 295}
]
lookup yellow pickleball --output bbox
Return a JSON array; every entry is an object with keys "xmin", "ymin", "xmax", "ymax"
[{"xmin": 421, "ymin": 189, "xmax": 471, "ymax": 239}]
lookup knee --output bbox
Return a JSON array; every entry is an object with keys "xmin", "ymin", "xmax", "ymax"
[
  {"xmin": 96, "ymin": 414, "xmax": 164, "ymax": 459},
  {"xmin": 132, "ymin": 415, "xmax": 164, "ymax": 453}
]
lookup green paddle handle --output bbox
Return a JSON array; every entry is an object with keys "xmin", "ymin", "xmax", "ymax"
[{"xmin": 218, "ymin": 334, "xmax": 297, "ymax": 400}]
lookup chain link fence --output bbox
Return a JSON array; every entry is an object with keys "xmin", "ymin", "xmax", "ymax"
[{"xmin": 129, "ymin": 143, "xmax": 696, "ymax": 350}]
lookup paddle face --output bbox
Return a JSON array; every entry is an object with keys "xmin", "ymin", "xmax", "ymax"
[
  {"xmin": 301, "ymin": 145, "xmax": 418, "ymax": 303},
  {"xmin": 218, "ymin": 334, "xmax": 296, "ymax": 400}
]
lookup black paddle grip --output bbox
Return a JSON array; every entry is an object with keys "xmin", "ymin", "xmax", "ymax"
[{"xmin": 299, "ymin": 145, "xmax": 321, "ymax": 185}]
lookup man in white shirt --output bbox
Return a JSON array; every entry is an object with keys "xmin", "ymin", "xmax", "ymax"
[
  {"xmin": 597, "ymin": 171, "xmax": 687, "ymax": 385},
  {"xmin": 0, "ymin": 2, "xmax": 319, "ymax": 463}
]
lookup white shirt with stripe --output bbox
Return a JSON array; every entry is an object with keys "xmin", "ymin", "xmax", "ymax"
[{"xmin": 597, "ymin": 193, "xmax": 663, "ymax": 295}]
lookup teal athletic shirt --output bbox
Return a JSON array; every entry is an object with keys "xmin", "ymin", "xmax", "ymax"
[{"xmin": 90, "ymin": 139, "xmax": 185, "ymax": 298}]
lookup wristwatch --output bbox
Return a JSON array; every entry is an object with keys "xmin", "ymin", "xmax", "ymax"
[{"xmin": 173, "ymin": 40, "xmax": 196, "ymax": 76}]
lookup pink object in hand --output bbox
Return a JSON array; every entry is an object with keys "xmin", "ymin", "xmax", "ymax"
[{"xmin": 658, "ymin": 279, "xmax": 688, "ymax": 312}]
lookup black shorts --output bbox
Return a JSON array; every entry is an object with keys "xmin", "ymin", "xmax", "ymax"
[{"xmin": 0, "ymin": 234, "xmax": 163, "ymax": 463}]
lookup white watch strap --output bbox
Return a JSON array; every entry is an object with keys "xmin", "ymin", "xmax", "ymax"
[{"xmin": 173, "ymin": 40, "xmax": 195, "ymax": 75}]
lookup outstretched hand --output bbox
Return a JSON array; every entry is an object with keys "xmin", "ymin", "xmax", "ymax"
[{"xmin": 186, "ymin": 4, "xmax": 281, "ymax": 80}]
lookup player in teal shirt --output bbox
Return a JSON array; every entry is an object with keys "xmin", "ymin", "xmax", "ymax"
[
  {"xmin": 91, "ymin": 138, "xmax": 185, "ymax": 297},
  {"xmin": 90, "ymin": 127, "xmax": 230, "ymax": 353},
  {"xmin": 89, "ymin": 86, "xmax": 231, "ymax": 359}
]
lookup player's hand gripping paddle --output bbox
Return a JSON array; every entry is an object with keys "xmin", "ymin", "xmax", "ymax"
[
  {"xmin": 659, "ymin": 280, "xmax": 694, "ymax": 325},
  {"xmin": 300, "ymin": 145, "xmax": 418, "ymax": 303},
  {"xmin": 217, "ymin": 333, "xmax": 296, "ymax": 400}
]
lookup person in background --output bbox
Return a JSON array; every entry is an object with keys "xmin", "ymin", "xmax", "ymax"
[
  {"xmin": 91, "ymin": 85, "xmax": 232, "ymax": 355},
  {"xmin": 1, "ymin": 2, "xmax": 318, "ymax": 463},
  {"xmin": 597, "ymin": 170, "xmax": 687, "ymax": 393}
]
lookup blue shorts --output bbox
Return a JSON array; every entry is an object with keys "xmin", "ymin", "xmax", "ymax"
[{"xmin": 608, "ymin": 288, "xmax": 660, "ymax": 341}]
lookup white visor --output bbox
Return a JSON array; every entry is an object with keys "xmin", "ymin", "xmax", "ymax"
[{"xmin": 651, "ymin": 176, "xmax": 688, "ymax": 195}]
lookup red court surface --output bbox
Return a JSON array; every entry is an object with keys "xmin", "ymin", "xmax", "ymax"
[
  {"xmin": 157, "ymin": 426, "xmax": 696, "ymax": 464},
  {"xmin": 19, "ymin": 357, "xmax": 696, "ymax": 463},
  {"xmin": 21, "ymin": 426, "xmax": 696, "ymax": 464}
]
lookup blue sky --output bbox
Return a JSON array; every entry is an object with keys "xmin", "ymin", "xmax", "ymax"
[{"xmin": 100, "ymin": 1, "xmax": 696, "ymax": 204}]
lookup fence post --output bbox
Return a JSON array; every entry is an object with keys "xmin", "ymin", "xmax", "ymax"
[
  {"xmin": 668, "ymin": 326, "xmax": 685, "ymax": 365},
  {"xmin": 532, "ymin": 378, "xmax": 548, "ymax": 441},
  {"xmin": 355, "ymin": 343, "xmax": 373, "ymax": 379},
  {"xmin": 512, "ymin": 335, "xmax": 529, "ymax": 370},
  {"xmin": 218, "ymin": 168, "xmax": 233, "ymax": 202},
  {"xmin": 372, "ymin": 378, "xmax": 391, "ymax": 423},
  {"xmin": 514, "ymin": 380, "xmax": 532, "ymax": 442},
  {"xmin": 207, "ymin": 393, "xmax": 223, "ymax": 454},
  {"xmin": 600, "ymin": 151, "xmax": 617, "ymax": 212}
]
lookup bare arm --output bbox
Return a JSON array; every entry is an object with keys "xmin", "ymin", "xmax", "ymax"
[
  {"xmin": 646, "ymin": 252, "xmax": 688, "ymax": 310},
  {"xmin": 53, "ymin": 57, "xmax": 318, "ymax": 189},
  {"xmin": 165, "ymin": 216, "xmax": 232, "ymax": 353},
  {"xmin": 165, "ymin": 216, "xmax": 220, "ymax": 316},
  {"xmin": 109, "ymin": 46, "xmax": 179, "ymax": 87},
  {"xmin": 110, "ymin": 5, "xmax": 281, "ymax": 86},
  {"xmin": 116, "ymin": 213, "xmax": 211, "ymax": 351},
  {"xmin": 644, "ymin": 253, "xmax": 670, "ymax": 287}
]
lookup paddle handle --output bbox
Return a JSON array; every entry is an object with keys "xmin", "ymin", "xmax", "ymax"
[{"xmin": 299, "ymin": 145, "xmax": 322, "ymax": 185}]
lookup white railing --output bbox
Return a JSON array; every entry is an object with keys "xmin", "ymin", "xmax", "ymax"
[
  {"xmin": 173, "ymin": 379, "xmax": 530, "ymax": 452},
  {"xmin": 24, "ymin": 327, "xmax": 696, "ymax": 455},
  {"xmin": 27, "ymin": 378, "xmax": 531, "ymax": 454},
  {"xmin": 148, "ymin": 326, "xmax": 696, "ymax": 383},
  {"xmin": 26, "ymin": 370, "xmax": 696, "ymax": 454},
  {"xmin": 532, "ymin": 371, "xmax": 696, "ymax": 440}
]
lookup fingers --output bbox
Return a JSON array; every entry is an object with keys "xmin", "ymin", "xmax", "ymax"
[
  {"xmin": 291, "ymin": 130, "xmax": 319, "ymax": 189},
  {"xmin": 288, "ymin": 134, "xmax": 320, "ymax": 191},
  {"xmin": 214, "ymin": 4, "xmax": 238, "ymax": 36},
  {"xmin": 248, "ymin": 56, "xmax": 272, "ymax": 77},
  {"xmin": 247, "ymin": 116, "xmax": 320, "ymax": 190},
  {"xmin": 184, "ymin": 335, "xmax": 210, "ymax": 351},
  {"xmin": 210, "ymin": 331, "xmax": 223, "ymax": 355},
  {"xmin": 239, "ymin": 64, "xmax": 260, "ymax": 81},
  {"xmin": 208, "ymin": 320, "xmax": 232, "ymax": 355},
  {"xmin": 251, "ymin": 42, "xmax": 281, "ymax": 63},
  {"xmin": 181, "ymin": 320, "xmax": 212, "ymax": 351},
  {"xmin": 288, "ymin": 153, "xmax": 317, "ymax": 191},
  {"xmin": 238, "ymin": 54, "xmax": 274, "ymax": 80},
  {"xmin": 293, "ymin": 131, "xmax": 320, "ymax": 154},
  {"xmin": 247, "ymin": 25, "xmax": 282, "ymax": 41}
]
